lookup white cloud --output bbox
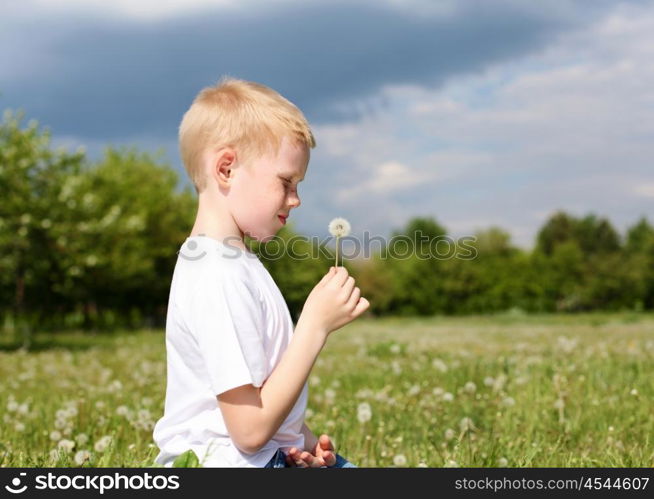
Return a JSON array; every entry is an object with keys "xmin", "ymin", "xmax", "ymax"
[
  {"xmin": 336, "ymin": 161, "xmax": 434, "ymax": 201},
  {"xmin": 13, "ymin": 0, "xmax": 253, "ymax": 20},
  {"xmin": 634, "ymin": 183, "xmax": 654, "ymax": 198}
]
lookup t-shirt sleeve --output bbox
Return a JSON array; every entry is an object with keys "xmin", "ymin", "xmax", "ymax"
[{"xmin": 187, "ymin": 264, "xmax": 268, "ymax": 396}]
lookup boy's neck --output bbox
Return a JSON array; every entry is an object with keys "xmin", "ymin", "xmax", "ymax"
[{"xmin": 190, "ymin": 195, "xmax": 248, "ymax": 252}]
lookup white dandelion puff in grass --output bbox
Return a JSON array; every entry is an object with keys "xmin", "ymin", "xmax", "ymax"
[
  {"xmin": 74, "ymin": 450, "xmax": 91, "ymax": 466},
  {"xmin": 464, "ymin": 381, "xmax": 477, "ymax": 394},
  {"xmin": 444, "ymin": 428, "xmax": 456, "ymax": 441},
  {"xmin": 357, "ymin": 402, "xmax": 372, "ymax": 423},
  {"xmin": 502, "ymin": 396, "xmax": 516, "ymax": 407},
  {"xmin": 432, "ymin": 359, "xmax": 448, "ymax": 373},
  {"xmin": 328, "ymin": 217, "xmax": 351, "ymax": 266},
  {"xmin": 94, "ymin": 435, "xmax": 112, "ymax": 453},
  {"xmin": 75, "ymin": 433, "xmax": 89, "ymax": 446},
  {"xmin": 393, "ymin": 454, "xmax": 407, "ymax": 466},
  {"xmin": 50, "ymin": 431, "xmax": 62, "ymax": 441},
  {"xmin": 116, "ymin": 405, "xmax": 129, "ymax": 416},
  {"xmin": 324, "ymin": 389, "xmax": 336, "ymax": 404},
  {"xmin": 57, "ymin": 439, "xmax": 75, "ymax": 452},
  {"xmin": 459, "ymin": 417, "xmax": 475, "ymax": 432}
]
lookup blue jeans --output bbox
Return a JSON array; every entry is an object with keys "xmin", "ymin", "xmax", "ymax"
[{"xmin": 264, "ymin": 448, "xmax": 357, "ymax": 468}]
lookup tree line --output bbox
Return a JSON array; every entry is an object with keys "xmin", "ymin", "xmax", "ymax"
[{"xmin": 1, "ymin": 110, "xmax": 653, "ymax": 341}]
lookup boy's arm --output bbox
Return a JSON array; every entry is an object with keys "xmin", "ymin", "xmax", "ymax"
[{"xmin": 217, "ymin": 319, "xmax": 326, "ymax": 455}]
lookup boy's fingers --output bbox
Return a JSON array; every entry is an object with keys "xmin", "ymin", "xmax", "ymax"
[
  {"xmin": 323, "ymin": 451, "xmax": 336, "ymax": 466},
  {"xmin": 346, "ymin": 286, "xmax": 361, "ymax": 311},
  {"xmin": 319, "ymin": 267, "xmax": 336, "ymax": 286},
  {"xmin": 300, "ymin": 452, "xmax": 315, "ymax": 467},
  {"xmin": 352, "ymin": 297, "xmax": 370, "ymax": 317},
  {"xmin": 329, "ymin": 266, "xmax": 350, "ymax": 288},
  {"xmin": 319, "ymin": 434, "xmax": 334, "ymax": 450}
]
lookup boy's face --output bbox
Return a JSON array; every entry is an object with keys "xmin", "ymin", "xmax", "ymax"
[{"xmin": 229, "ymin": 135, "xmax": 309, "ymax": 243}]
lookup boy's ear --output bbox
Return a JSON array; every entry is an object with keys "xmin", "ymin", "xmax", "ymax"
[{"xmin": 214, "ymin": 147, "xmax": 237, "ymax": 185}]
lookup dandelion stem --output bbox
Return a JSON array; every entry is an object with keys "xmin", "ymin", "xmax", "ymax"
[{"xmin": 335, "ymin": 236, "xmax": 339, "ymax": 267}]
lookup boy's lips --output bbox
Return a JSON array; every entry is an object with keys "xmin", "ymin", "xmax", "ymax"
[{"xmin": 278, "ymin": 215, "xmax": 288, "ymax": 225}]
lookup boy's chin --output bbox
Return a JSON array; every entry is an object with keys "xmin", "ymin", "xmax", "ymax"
[{"xmin": 246, "ymin": 231, "xmax": 278, "ymax": 244}]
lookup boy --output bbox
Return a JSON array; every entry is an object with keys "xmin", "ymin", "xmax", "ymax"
[{"xmin": 152, "ymin": 77, "xmax": 370, "ymax": 468}]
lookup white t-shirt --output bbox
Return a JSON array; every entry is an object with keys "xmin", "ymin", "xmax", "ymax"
[{"xmin": 152, "ymin": 235, "xmax": 308, "ymax": 467}]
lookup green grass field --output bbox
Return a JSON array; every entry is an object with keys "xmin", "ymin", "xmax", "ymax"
[{"xmin": 1, "ymin": 312, "xmax": 653, "ymax": 467}]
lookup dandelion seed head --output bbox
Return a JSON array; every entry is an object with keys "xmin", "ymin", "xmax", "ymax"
[
  {"xmin": 75, "ymin": 433, "xmax": 89, "ymax": 446},
  {"xmin": 498, "ymin": 457, "xmax": 508, "ymax": 467},
  {"xmin": 459, "ymin": 417, "xmax": 475, "ymax": 432},
  {"xmin": 74, "ymin": 450, "xmax": 91, "ymax": 465},
  {"xmin": 432, "ymin": 359, "xmax": 448, "ymax": 373},
  {"xmin": 58, "ymin": 439, "xmax": 75, "ymax": 452},
  {"xmin": 444, "ymin": 428, "xmax": 455, "ymax": 441},
  {"xmin": 357, "ymin": 402, "xmax": 372, "ymax": 423},
  {"xmin": 393, "ymin": 454, "xmax": 407, "ymax": 466},
  {"xmin": 464, "ymin": 382, "xmax": 477, "ymax": 394},
  {"xmin": 502, "ymin": 396, "xmax": 516, "ymax": 407},
  {"xmin": 328, "ymin": 217, "xmax": 351, "ymax": 238},
  {"xmin": 94, "ymin": 435, "xmax": 112, "ymax": 453}
]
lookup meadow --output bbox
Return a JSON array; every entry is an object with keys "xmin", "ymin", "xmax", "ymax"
[{"xmin": 1, "ymin": 312, "xmax": 653, "ymax": 467}]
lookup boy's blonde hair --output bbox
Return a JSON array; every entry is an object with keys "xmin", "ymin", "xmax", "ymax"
[{"xmin": 179, "ymin": 76, "xmax": 316, "ymax": 193}]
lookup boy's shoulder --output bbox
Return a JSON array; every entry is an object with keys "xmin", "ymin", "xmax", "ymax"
[{"xmin": 173, "ymin": 237, "xmax": 263, "ymax": 298}]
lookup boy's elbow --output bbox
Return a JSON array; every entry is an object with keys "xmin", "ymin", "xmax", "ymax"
[
  {"xmin": 216, "ymin": 385, "xmax": 270, "ymax": 455},
  {"xmin": 233, "ymin": 433, "xmax": 266, "ymax": 455},
  {"xmin": 229, "ymin": 424, "xmax": 272, "ymax": 455}
]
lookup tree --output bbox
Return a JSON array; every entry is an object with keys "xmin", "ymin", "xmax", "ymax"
[{"xmin": 0, "ymin": 109, "xmax": 86, "ymax": 345}]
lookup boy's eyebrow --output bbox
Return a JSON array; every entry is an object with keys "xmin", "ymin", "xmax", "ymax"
[{"xmin": 282, "ymin": 172, "xmax": 305, "ymax": 181}]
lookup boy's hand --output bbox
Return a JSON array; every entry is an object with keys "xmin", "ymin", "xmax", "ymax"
[
  {"xmin": 297, "ymin": 266, "xmax": 370, "ymax": 339},
  {"xmin": 285, "ymin": 434, "xmax": 337, "ymax": 468}
]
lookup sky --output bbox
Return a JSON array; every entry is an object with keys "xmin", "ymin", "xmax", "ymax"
[{"xmin": 1, "ymin": 0, "xmax": 653, "ymax": 250}]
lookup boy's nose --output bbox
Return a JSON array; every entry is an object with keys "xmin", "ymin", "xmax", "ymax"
[{"xmin": 289, "ymin": 194, "xmax": 301, "ymax": 208}]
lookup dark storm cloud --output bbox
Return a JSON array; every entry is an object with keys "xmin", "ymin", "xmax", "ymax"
[{"xmin": 0, "ymin": 0, "xmax": 641, "ymax": 141}]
